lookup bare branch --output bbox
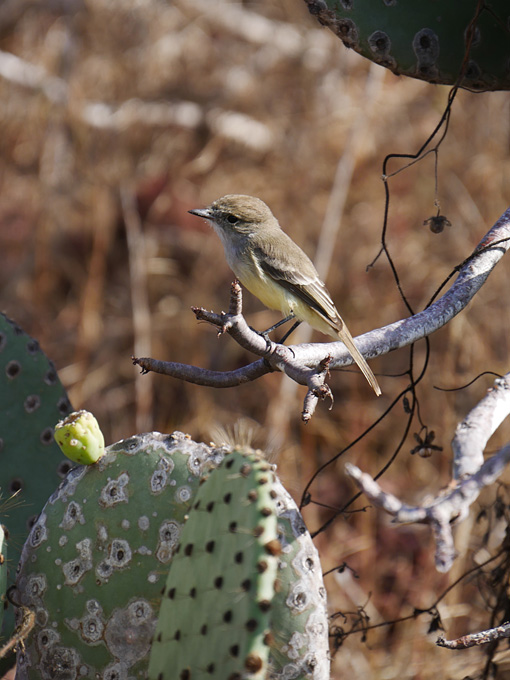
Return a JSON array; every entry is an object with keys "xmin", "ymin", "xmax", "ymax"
[
  {"xmin": 134, "ymin": 284, "xmax": 346, "ymax": 419},
  {"xmin": 302, "ymin": 391, "xmax": 320, "ymax": 423},
  {"xmin": 132, "ymin": 355, "xmax": 271, "ymax": 387},
  {"xmin": 323, "ymin": 207, "xmax": 510, "ymax": 369},
  {"xmin": 452, "ymin": 373, "xmax": 510, "ymax": 478},
  {"xmin": 346, "ymin": 372, "xmax": 510, "ymax": 572},
  {"xmin": 437, "ymin": 621, "xmax": 510, "ymax": 650},
  {"xmin": 0, "ymin": 606, "xmax": 35, "ymax": 659}
]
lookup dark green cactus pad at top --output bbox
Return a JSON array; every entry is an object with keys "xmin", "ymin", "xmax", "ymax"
[
  {"xmin": 0, "ymin": 313, "xmax": 72, "ymax": 646},
  {"xmin": 14, "ymin": 432, "xmax": 226, "ymax": 679},
  {"xmin": 304, "ymin": 0, "xmax": 510, "ymax": 91}
]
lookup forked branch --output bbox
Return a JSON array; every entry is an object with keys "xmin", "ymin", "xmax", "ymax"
[{"xmin": 346, "ymin": 372, "xmax": 510, "ymax": 573}]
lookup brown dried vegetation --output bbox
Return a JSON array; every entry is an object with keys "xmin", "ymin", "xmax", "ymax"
[{"xmin": 1, "ymin": 1, "xmax": 510, "ymax": 677}]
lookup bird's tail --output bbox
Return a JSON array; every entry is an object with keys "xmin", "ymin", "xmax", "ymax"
[{"xmin": 336, "ymin": 326, "xmax": 381, "ymax": 396}]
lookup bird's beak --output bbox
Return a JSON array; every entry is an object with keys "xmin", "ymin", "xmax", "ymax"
[{"xmin": 188, "ymin": 208, "xmax": 212, "ymax": 220}]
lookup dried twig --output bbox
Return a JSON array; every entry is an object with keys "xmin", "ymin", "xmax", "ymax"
[
  {"xmin": 0, "ymin": 606, "xmax": 35, "ymax": 659},
  {"xmin": 452, "ymin": 372, "xmax": 510, "ymax": 479},
  {"xmin": 134, "ymin": 282, "xmax": 339, "ymax": 420},
  {"xmin": 437, "ymin": 621, "xmax": 510, "ymax": 650}
]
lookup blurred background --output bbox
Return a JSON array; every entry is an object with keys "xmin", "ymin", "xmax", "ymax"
[{"xmin": 0, "ymin": 0, "xmax": 509, "ymax": 677}]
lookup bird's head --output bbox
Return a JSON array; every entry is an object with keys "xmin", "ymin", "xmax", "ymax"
[{"xmin": 189, "ymin": 195, "xmax": 278, "ymax": 235}]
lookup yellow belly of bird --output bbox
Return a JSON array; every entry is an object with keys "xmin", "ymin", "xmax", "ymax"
[
  {"xmin": 233, "ymin": 261, "xmax": 337, "ymax": 338},
  {"xmin": 231, "ymin": 250, "xmax": 381, "ymax": 395}
]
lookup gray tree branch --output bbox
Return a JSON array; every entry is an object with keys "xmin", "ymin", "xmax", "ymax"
[{"xmin": 346, "ymin": 372, "xmax": 510, "ymax": 573}]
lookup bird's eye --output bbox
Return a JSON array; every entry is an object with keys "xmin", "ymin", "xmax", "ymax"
[{"xmin": 226, "ymin": 214, "xmax": 238, "ymax": 224}]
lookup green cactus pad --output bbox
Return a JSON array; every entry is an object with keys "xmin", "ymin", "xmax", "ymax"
[
  {"xmin": 304, "ymin": 0, "xmax": 510, "ymax": 91},
  {"xmin": 54, "ymin": 410, "xmax": 105, "ymax": 465},
  {"xmin": 15, "ymin": 435, "xmax": 329, "ymax": 679},
  {"xmin": 14, "ymin": 432, "xmax": 226, "ymax": 679},
  {"xmin": 268, "ymin": 480, "xmax": 329, "ymax": 680},
  {"xmin": 149, "ymin": 450, "xmax": 281, "ymax": 680},
  {"xmin": 149, "ymin": 448, "xmax": 330, "ymax": 680},
  {"xmin": 0, "ymin": 313, "xmax": 72, "ymax": 648}
]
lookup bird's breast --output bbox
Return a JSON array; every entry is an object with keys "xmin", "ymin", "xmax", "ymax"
[{"xmin": 231, "ymin": 250, "xmax": 291, "ymax": 314}]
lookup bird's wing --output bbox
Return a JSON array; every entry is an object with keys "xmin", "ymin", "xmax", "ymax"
[{"xmin": 253, "ymin": 240, "xmax": 340, "ymax": 326}]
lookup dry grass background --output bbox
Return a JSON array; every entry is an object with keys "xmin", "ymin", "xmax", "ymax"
[{"xmin": 1, "ymin": 0, "xmax": 510, "ymax": 677}]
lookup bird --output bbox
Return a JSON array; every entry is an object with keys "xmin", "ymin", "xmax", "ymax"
[{"xmin": 189, "ymin": 194, "xmax": 381, "ymax": 396}]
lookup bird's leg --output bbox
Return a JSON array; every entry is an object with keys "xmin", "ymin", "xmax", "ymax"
[
  {"xmin": 259, "ymin": 314, "xmax": 296, "ymax": 339},
  {"xmin": 261, "ymin": 315, "xmax": 302, "ymax": 350},
  {"xmin": 278, "ymin": 320, "xmax": 301, "ymax": 344}
]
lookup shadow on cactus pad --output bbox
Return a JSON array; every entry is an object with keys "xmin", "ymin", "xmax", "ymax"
[{"xmin": 0, "ymin": 313, "xmax": 72, "ymax": 658}]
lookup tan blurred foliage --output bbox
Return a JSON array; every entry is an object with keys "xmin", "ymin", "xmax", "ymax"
[{"xmin": 1, "ymin": 0, "xmax": 510, "ymax": 677}]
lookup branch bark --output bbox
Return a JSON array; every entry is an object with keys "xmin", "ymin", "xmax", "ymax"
[{"xmin": 437, "ymin": 621, "xmax": 510, "ymax": 650}]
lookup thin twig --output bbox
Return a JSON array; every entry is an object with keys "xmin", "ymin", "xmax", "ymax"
[
  {"xmin": 437, "ymin": 622, "xmax": 510, "ymax": 650},
  {"xmin": 0, "ymin": 607, "xmax": 35, "ymax": 659}
]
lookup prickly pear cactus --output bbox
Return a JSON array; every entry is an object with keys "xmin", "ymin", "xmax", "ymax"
[
  {"xmin": 268, "ymin": 481, "xmax": 329, "ymax": 679},
  {"xmin": 15, "ymin": 434, "xmax": 329, "ymax": 679},
  {"xmin": 149, "ymin": 450, "xmax": 280, "ymax": 680},
  {"xmin": 304, "ymin": 0, "xmax": 510, "ymax": 91},
  {"xmin": 149, "ymin": 449, "xmax": 330, "ymax": 680},
  {"xmin": 0, "ymin": 524, "xmax": 6, "ymax": 634},
  {"xmin": 0, "ymin": 313, "xmax": 72, "ymax": 647},
  {"xmin": 14, "ymin": 432, "xmax": 225, "ymax": 679}
]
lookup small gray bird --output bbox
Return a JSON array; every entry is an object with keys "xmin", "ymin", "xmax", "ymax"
[{"xmin": 189, "ymin": 194, "xmax": 381, "ymax": 396}]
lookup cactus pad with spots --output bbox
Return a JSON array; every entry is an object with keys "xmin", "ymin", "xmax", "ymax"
[
  {"xmin": 268, "ymin": 480, "xmax": 329, "ymax": 680},
  {"xmin": 149, "ymin": 449, "xmax": 330, "ymax": 680},
  {"xmin": 14, "ymin": 432, "xmax": 225, "ymax": 679},
  {"xmin": 0, "ymin": 313, "xmax": 72, "ymax": 647},
  {"xmin": 149, "ymin": 450, "xmax": 280, "ymax": 680},
  {"xmin": 304, "ymin": 0, "xmax": 510, "ymax": 91}
]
